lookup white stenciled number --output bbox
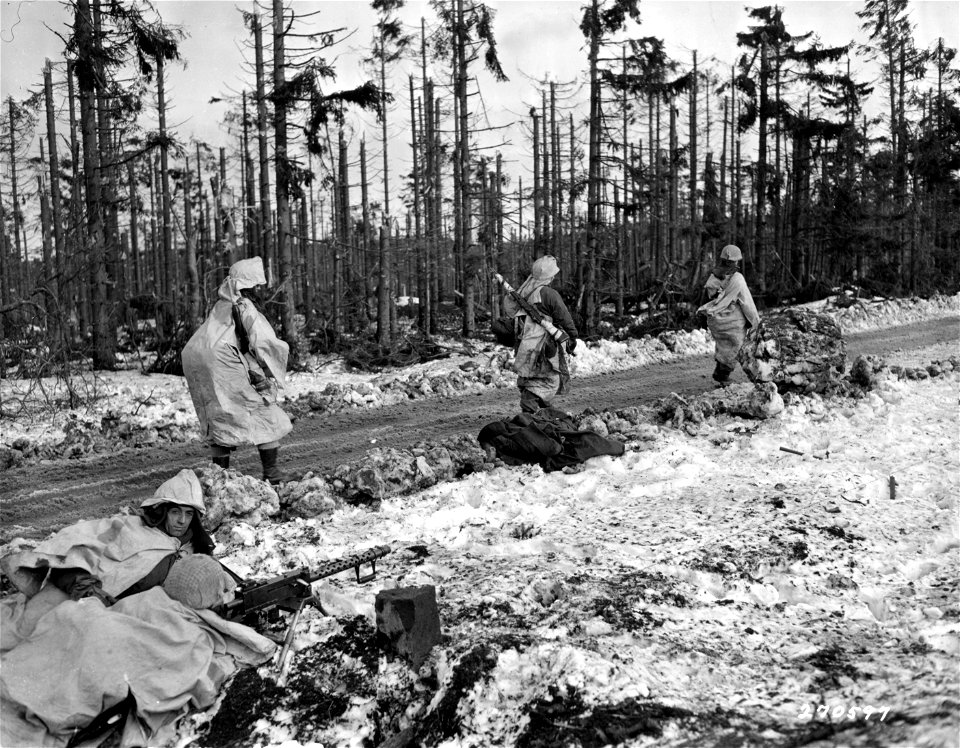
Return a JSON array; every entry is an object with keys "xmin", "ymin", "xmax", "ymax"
[{"xmin": 797, "ymin": 704, "xmax": 813, "ymax": 721}]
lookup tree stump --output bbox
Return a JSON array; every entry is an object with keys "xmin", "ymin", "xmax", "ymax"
[{"xmin": 738, "ymin": 308, "xmax": 846, "ymax": 393}]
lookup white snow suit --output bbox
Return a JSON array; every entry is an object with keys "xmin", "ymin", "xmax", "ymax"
[
  {"xmin": 503, "ymin": 258, "xmax": 578, "ymax": 410},
  {"xmin": 182, "ymin": 258, "xmax": 292, "ymax": 448},
  {"xmin": 698, "ymin": 271, "xmax": 760, "ymax": 367}
]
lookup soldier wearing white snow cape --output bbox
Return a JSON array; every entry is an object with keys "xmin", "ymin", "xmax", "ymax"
[
  {"xmin": 182, "ymin": 257, "xmax": 294, "ymax": 483},
  {"xmin": 0, "ymin": 471, "xmax": 272, "ymax": 748},
  {"xmin": 502, "ymin": 255, "xmax": 579, "ymax": 413},
  {"xmin": 697, "ymin": 244, "xmax": 761, "ymax": 384}
]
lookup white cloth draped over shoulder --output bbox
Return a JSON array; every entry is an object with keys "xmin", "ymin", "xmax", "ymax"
[
  {"xmin": 698, "ymin": 271, "xmax": 760, "ymax": 327},
  {"xmin": 182, "ymin": 257, "xmax": 292, "ymax": 447},
  {"xmin": 697, "ymin": 271, "xmax": 760, "ymax": 367},
  {"xmin": 0, "ymin": 515, "xmax": 186, "ymax": 601},
  {"xmin": 0, "ymin": 588, "xmax": 275, "ymax": 747}
]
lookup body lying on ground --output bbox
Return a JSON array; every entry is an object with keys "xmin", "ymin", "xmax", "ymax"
[{"xmin": 478, "ymin": 407, "xmax": 625, "ymax": 471}]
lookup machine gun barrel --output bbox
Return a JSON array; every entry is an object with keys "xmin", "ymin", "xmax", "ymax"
[{"xmin": 223, "ymin": 545, "xmax": 391, "ymax": 623}]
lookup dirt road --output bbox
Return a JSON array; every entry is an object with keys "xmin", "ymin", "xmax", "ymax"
[{"xmin": 2, "ymin": 316, "xmax": 957, "ymax": 542}]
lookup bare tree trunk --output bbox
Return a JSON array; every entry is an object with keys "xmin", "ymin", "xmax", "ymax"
[
  {"xmin": 377, "ymin": 226, "xmax": 391, "ymax": 345},
  {"xmin": 75, "ymin": 0, "xmax": 114, "ymax": 367},
  {"xmin": 668, "ymin": 97, "xmax": 678, "ymax": 264},
  {"xmin": 653, "ymin": 93, "xmax": 663, "ymax": 276},
  {"xmin": 569, "ymin": 114, "xmax": 576, "ymax": 280},
  {"xmin": 754, "ymin": 37, "xmax": 769, "ymax": 294},
  {"xmin": 335, "ymin": 129, "xmax": 350, "ymax": 333},
  {"xmin": 6, "ymin": 98, "xmax": 25, "ymax": 307},
  {"xmin": 720, "ymin": 95, "xmax": 728, "ymax": 230},
  {"xmin": 307, "ymin": 173, "xmax": 318, "ymax": 325},
  {"xmin": 734, "ymin": 94, "xmax": 742, "ymax": 245},
  {"xmin": 0, "ymin": 179, "xmax": 8, "ymax": 334},
  {"xmin": 38, "ymin": 171, "xmax": 55, "ymax": 328},
  {"xmin": 271, "ymin": 0, "xmax": 297, "ymax": 356},
  {"xmin": 149, "ymin": 156, "xmax": 160, "ymax": 304},
  {"xmin": 156, "ymin": 54, "xmax": 175, "ymax": 342},
  {"xmin": 431, "ymin": 92, "xmax": 442, "ymax": 331},
  {"xmin": 183, "ymin": 156, "xmax": 200, "ymax": 322},
  {"xmin": 93, "ymin": 0, "xmax": 120, "ymax": 361},
  {"xmin": 241, "ymin": 91, "xmax": 258, "ymax": 260},
  {"xmin": 67, "ymin": 60, "xmax": 86, "ymax": 339},
  {"xmin": 254, "ymin": 14, "xmax": 274, "ymax": 276},
  {"xmin": 533, "ymin": 108, "xmax": 541, "ymax": 248},
  {"xmin": 542, "ymin": 90, "xmax": 550, "ymax": 245},
  {"xmin": 495, "ymin": 152, "xmax": 504, "ymax": 313},
  {"xmin": 411, "ymin": 77, "xmax": 428, "ymax": 334},
  {"xmin": 550, "ymin": 82, "xmax": 559, "ymax": 257},
  {"xmin": 127, "ymin": 160, "xmax": 140, "ymax": 294},
  {"xmin": 583, "ymin": 0, "xmax": 601, "ymax": 333},
  {"xmin": 455, "ymin": 0, "xmax": 475, "ymax": 337},
  {"xmin": 299, "ymin": 193, "xmax": 311, "ymax": 322},
  {"xmin": 44, "ymin": 61, "xmax": 65, "ymax": 311},
  {"xmin": 361, "ymin": 137, "xmax": 373, "ymax": 323},
  {"xmin": 689, "ymin": 50, "xmax": 700, "ymax": 274}
]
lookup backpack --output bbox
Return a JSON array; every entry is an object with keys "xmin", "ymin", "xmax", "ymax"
[{"xmin": 491, "ymin": 316, "xmax": 518, "ymax": 348}]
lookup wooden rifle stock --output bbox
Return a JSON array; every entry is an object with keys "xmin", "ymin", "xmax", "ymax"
[{"xmin": 493, "ymin": 273, "xmax": 570, "ymax": 345}]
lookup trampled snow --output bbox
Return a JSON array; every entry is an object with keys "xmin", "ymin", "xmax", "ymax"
[
  {"xmin": 2, "ymin": 294, "xmax": 958, "ymax": 747},
  {"xmin": 197, "ymin": 368, "xmax": 958, "ymax": 747}
]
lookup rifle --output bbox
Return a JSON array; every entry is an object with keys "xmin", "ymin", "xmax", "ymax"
[
  {"xmin": 222, "ymin": 545, "xmax": 391, "ymax": 626},
  {"xmin": 493, "ymin": 273, "xmax": 572, "ymax": 348}
]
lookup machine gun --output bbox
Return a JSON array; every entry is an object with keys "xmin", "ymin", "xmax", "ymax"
[
  {"xmin": 493, "ymin": 273, "xmax": 572, "ymax": 350},
  {"xmin": 222, "ymin": 545, "xmax": 390, "ymax": 685},
  {"xmin": 222, "ymin": 544, "xmax": 391, "ymax": 625}
]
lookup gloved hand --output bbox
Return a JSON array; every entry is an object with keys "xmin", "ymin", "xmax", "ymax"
[
  {"xmin": 259, "ymin": 379, "xmax": 279, "ymax": 404},
  {"xmin": 565, "ymin": 338, "xmax": 577, "ymax": 354},
  {"xmin": 68, "ymin": 575, "xmax": 117, "ymax": 606}
]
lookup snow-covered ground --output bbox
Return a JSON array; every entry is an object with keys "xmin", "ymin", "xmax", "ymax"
[
  {"xmin": 174, "ymin": 364, "xmax": 959, "ymax": 747},
  {"xmin": 2, "ymin": 294, "xmax": 958, "ymax": 747},
  {"xmin": 2, "ymin": 293, "xmax": 957, "ymax": 455}
]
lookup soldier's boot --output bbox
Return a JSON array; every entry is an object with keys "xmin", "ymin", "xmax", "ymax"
[
  {"xmin": 211, "ymin": 444, "xmax": 233, "ymax": 469},
  {"xmin": 712, "ymin": 362, "xmax": 734, "ymax": 384},
  {"xmin": 259, "ymin": 446, "xmax": 294, "ymax": 485}
]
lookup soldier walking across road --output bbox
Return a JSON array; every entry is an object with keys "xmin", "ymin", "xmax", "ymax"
[
  {"xmin": 697, "ymin": 244, "xmax": 761, "ymax": 384},
  {"xmin": 502, "ymin": 255, "xmax": 579, "ymax": 413},
  {"xmin": 182, "ymin": 257, "xmax": 294, "ymax": 484}
]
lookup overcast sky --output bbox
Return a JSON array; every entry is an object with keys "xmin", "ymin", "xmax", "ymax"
[{"xmin": 1, "ymin": 0, "xmax": 957, "ymax": 218}]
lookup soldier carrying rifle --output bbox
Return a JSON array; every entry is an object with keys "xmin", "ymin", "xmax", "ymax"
[{"xmin": 500, "ymin": 255, "xmax": 579, "ymax": 413}]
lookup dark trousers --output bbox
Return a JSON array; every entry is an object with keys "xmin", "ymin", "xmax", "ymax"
[{"xmin": 520, "ymin": 388, "xmax": 550, "ymax": 413}]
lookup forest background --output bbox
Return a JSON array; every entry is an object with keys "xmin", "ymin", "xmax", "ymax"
[{"xmin": 0, "ymin": 0, "xmax": 958, "ymax": 375}]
